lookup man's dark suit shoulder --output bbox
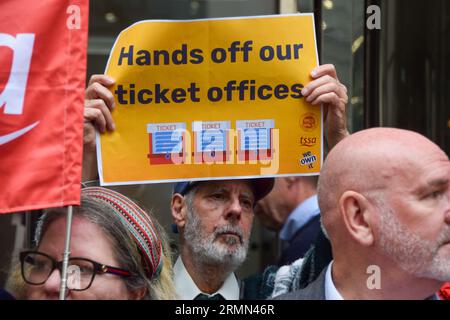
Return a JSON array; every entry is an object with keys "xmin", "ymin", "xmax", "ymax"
[
  {"xmin": 278, "ymin": 214, "xmax": 321, "ymax": 266},
  {"xmin": 271, "ymin": 267, "xmax": 327, "ymax": 300}
]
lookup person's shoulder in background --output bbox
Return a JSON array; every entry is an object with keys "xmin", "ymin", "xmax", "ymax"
[
  {"xmin": 241, "ymin": 265, "xmax": 279, "ymax": 300},
  {"xmin": 0, "ymin": 288, "xmax": 15, "ymax": 300}
]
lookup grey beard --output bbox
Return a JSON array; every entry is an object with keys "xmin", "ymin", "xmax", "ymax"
[
  {"xmin": 183, "ymin": 207, "xmax": 249, "ymax": 272},
  {"xmin": 377, "ymin": 202, "xmax": 450, "ymax": 282}
]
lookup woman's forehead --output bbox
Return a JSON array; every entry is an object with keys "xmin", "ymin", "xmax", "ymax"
[{"xmin": 40, "ymin": 216, "xmax": 116, "ymax": 262}]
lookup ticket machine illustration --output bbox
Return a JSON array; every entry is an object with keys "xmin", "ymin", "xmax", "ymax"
[
  {"xmin": 236, "ymin": 120, "xmax": 274, "ymax": 161},
  {"xmin": 192, "ymin": 121, "xmax": 230, "ymax": 164},
  {"xmin": 147, "ymin": 123, "xmax": 186, "ymax": 165}
]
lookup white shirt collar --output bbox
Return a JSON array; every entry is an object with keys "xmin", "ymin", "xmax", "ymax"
[
  {"xmin": 323, "ymin": 261, "xmax": 442, "ymax": 300},
  {"xmin": 324, "ymin": 261, "xmax": 344, "ymax": 300},
  {"xmin": 173, "ymin": 256, "xmax": 240, "ymax": 300}
]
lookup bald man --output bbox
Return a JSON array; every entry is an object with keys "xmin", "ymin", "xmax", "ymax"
[{"xmin": 274, "ymin": 128, "xmax": 450, "ymax": 300}]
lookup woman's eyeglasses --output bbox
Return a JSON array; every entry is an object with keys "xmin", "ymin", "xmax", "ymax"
[{"xmin": 20, "ymin": 251, "xmax": 134, "ymax": 291}]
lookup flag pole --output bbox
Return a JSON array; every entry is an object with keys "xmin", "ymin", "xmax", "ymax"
[{"xmin": 59, "ymin": 205, "xmax": 74, "ymax": 300}]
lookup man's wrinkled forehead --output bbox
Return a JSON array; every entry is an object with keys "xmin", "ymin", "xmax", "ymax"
[
  {"xmin": 420, "ymin": 159, "xmax": 450, "ymax": 187},
  {"xmin": 196, "ymin": 180, "xmax": 254, "ymax": 198},
  {"xmin": 383, "ymin": 153, "xmax": 450, "ymax": 194}
]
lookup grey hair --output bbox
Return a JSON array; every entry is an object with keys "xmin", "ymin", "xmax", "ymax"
[
  {"xmin": 183, "ymin": 185, "xmax": 199, "ymax": 214},
  {"xmin": 34, "ymin": 195, "xmax": 176, "ymax": 300}
]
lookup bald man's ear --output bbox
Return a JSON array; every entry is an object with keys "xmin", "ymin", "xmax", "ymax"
[
  {"xmin": 171, "ymin": 194, "xmax": 187, "ymax": 229},
  {"xmin": 339, "ymin": 191, "xmax": 374, "ymax": 246}
]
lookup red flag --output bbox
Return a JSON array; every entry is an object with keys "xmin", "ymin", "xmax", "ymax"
[
  {"xmin": 439, "ymin": 283, "xmax": 450, "ymax": 300},
  {"xmin": 0, "ymin": 0, "xmax": 89, "ymax": 213}
]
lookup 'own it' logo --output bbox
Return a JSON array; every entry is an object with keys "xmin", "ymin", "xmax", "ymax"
[{"xmin": 0, "ymin": 33, "xmax": 39, "ymax": 145}]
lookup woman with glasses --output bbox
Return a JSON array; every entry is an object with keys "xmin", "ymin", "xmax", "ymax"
[{"xmin": 17, "ymin": 187, "xmax": 176, "ymax": 300}]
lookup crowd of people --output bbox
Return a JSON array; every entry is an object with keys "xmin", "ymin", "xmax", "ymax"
[{"xmin": 2, "ymin": 63, "xmax": 449, "ymax": 300}]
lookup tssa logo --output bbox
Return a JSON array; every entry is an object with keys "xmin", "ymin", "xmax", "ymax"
[
  {"xmin": 299, "ymin": 136, "xmax": 317, "ymax": 147},
  {"xmin": 0, "ymin": 33, "xmax": 38, "ymax": 145}
]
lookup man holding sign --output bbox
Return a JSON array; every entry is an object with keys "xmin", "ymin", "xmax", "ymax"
[
  {"xmin": 82, "ymin": 15, "xmax": 348, "ymax": 300},
  {"xmin": 170, "ymin": 179, "xmax": 273, "ymax": 299}
]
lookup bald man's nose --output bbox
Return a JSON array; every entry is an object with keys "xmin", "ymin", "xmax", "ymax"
[
  {"xmin": 444, "ymin": 188, "xmax": 450, "ymax": 224},
  {"xmin": 445, "ymin": 205, "xmax": 450, "ymax": 224}
]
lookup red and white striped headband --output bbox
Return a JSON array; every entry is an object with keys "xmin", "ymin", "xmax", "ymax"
[{"xmin": 82, "ymin": 187, "xmax": 163, "ymax": 279}]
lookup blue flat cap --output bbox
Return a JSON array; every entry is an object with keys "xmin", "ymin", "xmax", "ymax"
[
  {"xmin": 173, "ymin": 178, "xmax": 274, "ymax": 201},
  {"xmin": 171, "ymin": 178, "xmax": 274, "ymax": 234}
]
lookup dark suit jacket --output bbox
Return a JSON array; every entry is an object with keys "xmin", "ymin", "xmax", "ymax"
[
  {"xmin": 0, "ymin": 288, "xmax": 15, "ymax": 300},
  {"xmin": 278, "ymin": 214, "xmax": 321, "ymax": 266},
  {"xmin": 272, "ymin": 267, "xmax": 327, "ymax": 300}
]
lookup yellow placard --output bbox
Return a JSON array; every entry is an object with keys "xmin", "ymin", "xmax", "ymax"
[{"xmin": 98, "ymin": 14, "xmax": 322, "ymax": 185}]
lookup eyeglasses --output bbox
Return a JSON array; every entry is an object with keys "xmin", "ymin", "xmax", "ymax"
[{"xmin": 20, "ymin": 251, "xmax": 134, "ymax": 291}]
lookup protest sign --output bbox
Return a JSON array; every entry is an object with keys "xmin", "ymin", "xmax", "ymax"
[{"xmin": 99, "ymin": 14, "xmax": 321, "ymax": 185}]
